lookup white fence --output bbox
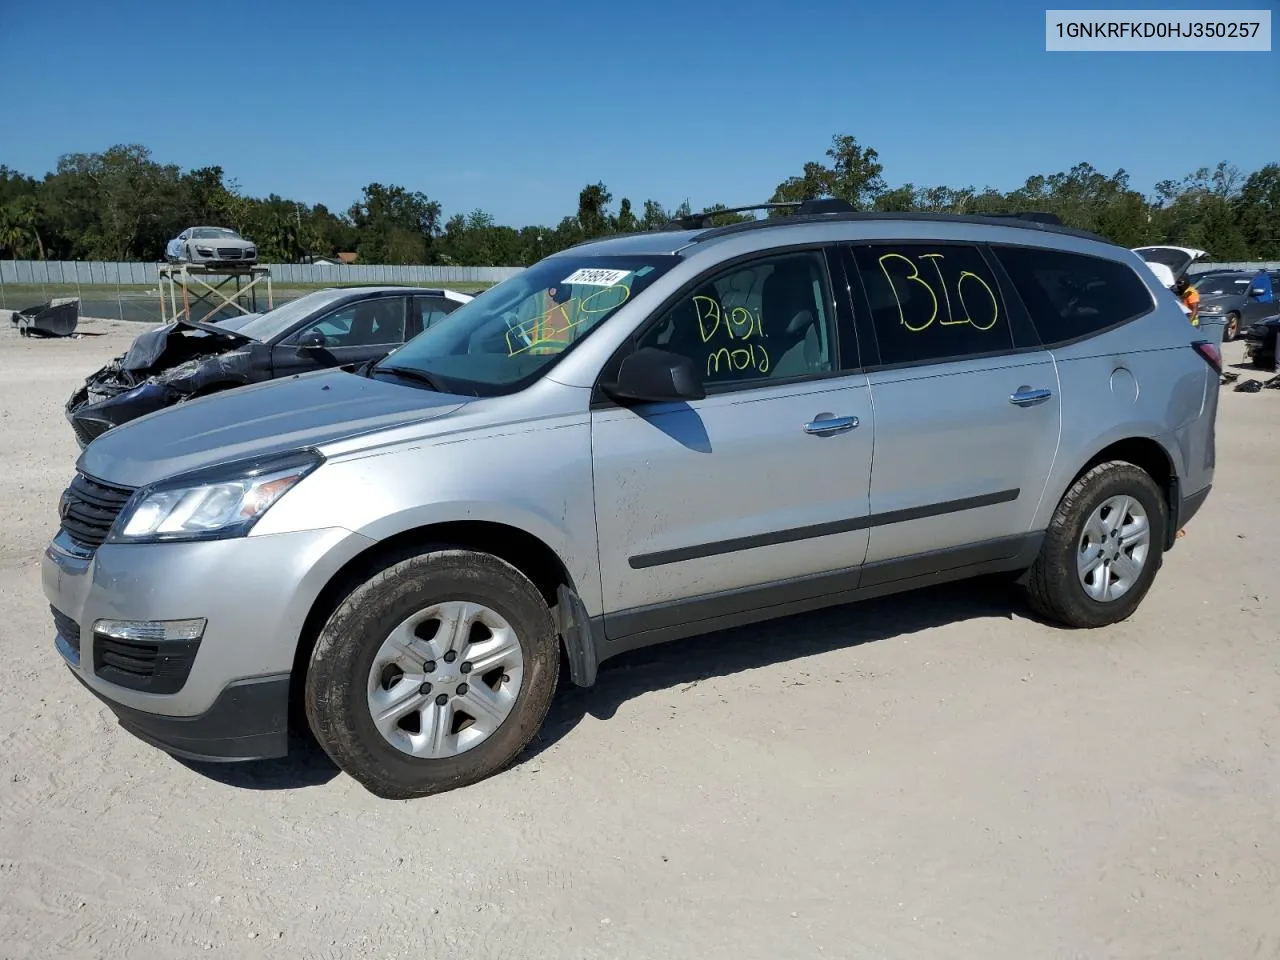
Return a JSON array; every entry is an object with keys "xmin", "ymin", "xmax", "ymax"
[
  {"xmin": 0, "ymin": 260, "xmax": 526, "ymax": 323},
  {"xmin": 0, "ymin": 259, "xmax": 523, "ymax": 287},
  {"xmin": 2, "ymin": 257, "xmax": 1273, "ymax": 289}
]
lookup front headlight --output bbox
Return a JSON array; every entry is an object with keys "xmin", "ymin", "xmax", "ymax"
[
  {"xmin": 1200, "ymin": 304, "xmax": 1223, "ymax": 313},
  {"xmin": 109, "ymin": 449, "xmax": 323, "ymax": 543},
  {"xmin": 195, "ymin": 246, "xmax": 214, "ymax": 256}
]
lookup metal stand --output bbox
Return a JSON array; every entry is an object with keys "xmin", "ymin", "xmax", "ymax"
[{"xmin": 159, "ymin": 263, "xmax": 273, "ymax": 324}]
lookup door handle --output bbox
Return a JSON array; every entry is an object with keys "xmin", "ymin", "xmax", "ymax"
[
  {"xmin": 804, "ymin": 414, "xmax": 859, "ymax": 435},
  {"xmin": 1009, "ymin": 387, "xmax": 1053, "ymax": 407}
]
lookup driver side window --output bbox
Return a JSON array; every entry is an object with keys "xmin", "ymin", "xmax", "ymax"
[
  {"xmin": 635, "ymin": 250, "xmax": 835, "ymax": 389},
  {"xmin": 297, "ymin": 297, "xmax": 406, "ymax": 347}
]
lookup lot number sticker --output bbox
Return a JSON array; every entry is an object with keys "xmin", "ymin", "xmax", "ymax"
[{"xmin": 561, "ymin": 268, "xmax": 632, "ymax": 287}]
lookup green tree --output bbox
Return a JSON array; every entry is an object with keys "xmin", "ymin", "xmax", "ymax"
[
  {"xmin": 1236, "ymin": 164, "xmax": 1280, "ymax": 259},
  {"xmin": 349, "ymin": 182, "xmax": 442, "ymax": 264},
  {"xmin": 0, "ymin": 196, "xmax": 46, "ymax": 258},
  {"xmin": 577, "ymin": 181, "xmax": 613, "ymax": 237},
  {"xmin": 640, "ymin": 200, "xmax": 669, "ymax": 231},
  {"xmin": 616, "ymin": 197, "xmax": 638, "ymax": 232},
  {"xmin": 770, "ymin": 134, "xmax": 886, "ymax": 211},
  {"xmin": 2, "ymin": 138, "xmax": 1278, "ymax": 266}
]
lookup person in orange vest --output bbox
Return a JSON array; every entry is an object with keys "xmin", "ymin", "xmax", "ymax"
[{"xmin": 1177, "ymin": 277, "xmax": 1200, "ymax": 327}]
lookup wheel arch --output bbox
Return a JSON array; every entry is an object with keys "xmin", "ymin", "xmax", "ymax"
[
  {"xmin": 1056, "ymin": 435, "xmax": 1180, "ymax": 549},
  {"xmin": 288, "ymin": 520, "xmax": 595, "ymax": 729}
]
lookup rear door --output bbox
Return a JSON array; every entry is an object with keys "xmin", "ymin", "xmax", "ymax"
[
  {"xmin": 271, "ymin": 294, "xmax": 409, "ymax": 375},
  {"xmin": 590, "ymin": 247, "xmax": 876, "ymax": 629},
  {"xmin": 843, "ymin": 241, "xmax": 1062, "ymax": 578}
]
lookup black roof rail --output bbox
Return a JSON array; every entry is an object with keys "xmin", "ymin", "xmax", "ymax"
[
  {"xmin": 666, "ymin": 198, "xmax": 857, "ymax": 230},
  {"xmin": 685, "ymin": 209, "xmax": 1110, "ymax": 245},
  {"xmin": 984, "ymin": 211, "xmax": 1064, "ymax": 226}
]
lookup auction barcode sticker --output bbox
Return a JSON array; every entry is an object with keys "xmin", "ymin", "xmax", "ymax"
[
  {"xmin": 1046, "ymin": 9, "xmax": 1271, "ymax": 50},
  {"xmin": 561, "ymin": 268, "xmax": 632, "ymax": 287}
]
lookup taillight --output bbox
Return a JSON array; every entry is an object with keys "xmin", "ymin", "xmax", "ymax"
[{"xmin": 1192, "ymin": 340, "xmax": 1221, "ymax": 373}]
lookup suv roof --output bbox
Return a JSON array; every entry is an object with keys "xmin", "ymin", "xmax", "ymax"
[{"xmin": 556, "ymin": 200, "xmax": 1115, "ymax": 258}]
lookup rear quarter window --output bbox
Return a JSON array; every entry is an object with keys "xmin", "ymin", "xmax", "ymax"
[{"xmin": 991, "ymin": 246, "xmax": 1153, "ymax": 346}]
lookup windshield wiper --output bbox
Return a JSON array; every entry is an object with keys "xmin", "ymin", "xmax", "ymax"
[{"xmin": 376, "ymin": 365, "xmax": 445, "ymax": 392}]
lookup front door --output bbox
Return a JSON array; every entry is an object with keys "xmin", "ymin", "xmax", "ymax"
[
  {"xmin": 590, "ymin": 248, "xmax": 876, "ymax": 631},
  {"xmin": 844, "ymin": 241, "xmax": 1062, "ymax": 574},
  {"xmin": 271, "ymin": 295, "xmax": 409, "ymax": 375}
]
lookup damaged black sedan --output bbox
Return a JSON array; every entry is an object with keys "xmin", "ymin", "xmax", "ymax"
[{"xmin": 66, "ymin": 285, "xmax": 473, "ymax": 446}]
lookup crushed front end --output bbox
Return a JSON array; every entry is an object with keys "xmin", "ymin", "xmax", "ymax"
[{"xmin": 65, "ymin": 320, "xmax": 260, "ymax": 447}]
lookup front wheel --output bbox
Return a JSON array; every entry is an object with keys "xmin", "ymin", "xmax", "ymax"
[
  {"xmin": 304, "ymin": 549, "xmax": 560, "ymax": 799},
  {"xmin": 1224, "ymin": 312, "xmax": 1240, "ymax": 342},
  {"xmin": 1024, "ymin": 461, "xmax": 1166, "ymax": 628}
]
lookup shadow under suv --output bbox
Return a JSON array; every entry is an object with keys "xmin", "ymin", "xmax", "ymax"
[{"xmin": 43, "ymin": 201, "xmax": 1220, "ymax": 799}]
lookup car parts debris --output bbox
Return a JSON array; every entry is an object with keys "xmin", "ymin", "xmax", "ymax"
[{"xmin": 11, "ymin": 298, "xmax": 79, "ymax": 337}]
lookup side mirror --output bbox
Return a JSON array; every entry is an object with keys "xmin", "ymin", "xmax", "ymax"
[
  {"xmin": 297, "ymin": 330, "xmax": 326, "ymax": 351},
  {"xmin": 604, "ymin": 347, "xmax": 705, "ymax": 404},
  {"xmin": 1249, "ymin": 287, "xmax": 1265, "ymax": 298}
]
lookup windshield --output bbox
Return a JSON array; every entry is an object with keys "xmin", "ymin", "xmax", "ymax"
[
  {"xmin": 230, "ymin": 289, "xmax": 351, "ymax": 342},
  {"xmin": 190, "ymin": 227, "xmax": 239, "ymax": 239},
  {"xmin": 1194, "ymin": 274, "xmax": 1250, "ymax": 295},
  {"xmin": 374, "ymin": 254, "xmax": 679, "ymax": 394}
]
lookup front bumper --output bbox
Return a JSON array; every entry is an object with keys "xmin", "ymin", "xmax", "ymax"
[
  {"xmin": 66, "ymin": 381, "xmax": 170, "ymax": 447},
  {"xmin": 190, "ymin": 250, "xmax": 258, "ymax": 266},
  {"xmin": 44, "ymin": 525, "xmax": 376, "ymax": 758},
  {"xmin": 70, "ymin": 668, "xmax": 291, "ymax": 762}
]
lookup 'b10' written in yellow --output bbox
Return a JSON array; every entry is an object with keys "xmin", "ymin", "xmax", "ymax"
[{"xmin": 879, "ymin": 252, "xmax": 1000, "ymax": 333}]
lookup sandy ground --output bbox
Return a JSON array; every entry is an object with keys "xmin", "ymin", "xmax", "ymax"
[{"xmin": 0, "ymin": 317, "xmax": 1277, "ymax": 960}]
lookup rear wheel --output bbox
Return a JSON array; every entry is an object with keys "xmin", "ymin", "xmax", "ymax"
[
  {"xmin": 1024, "ymin": 461, "xmax": 1166, "ymax": 628},
  {"xmin": 304, "ymin": 549, "xmax": 559, "ymax": 799}
]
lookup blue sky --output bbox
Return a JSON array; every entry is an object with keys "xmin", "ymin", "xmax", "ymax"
[{"xmin": 1, "ymin": 0, "xmax": 1276, "ymax": 226}]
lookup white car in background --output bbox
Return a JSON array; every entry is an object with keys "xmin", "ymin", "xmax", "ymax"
[{"xmin": 165, "ymin": 226, "xmax": 258, "ymax": 266}]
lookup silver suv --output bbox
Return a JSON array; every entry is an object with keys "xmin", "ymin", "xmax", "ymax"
[{"xmin": 43, "ymin": 202, "xmax": 1220, "ymax": 799}]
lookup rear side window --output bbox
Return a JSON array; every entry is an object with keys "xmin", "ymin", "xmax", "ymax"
[
  {"xmin": 851, "ymin": 243, "xmax": 1012, "ymax": 366},
  {"xmin": 991, "ymin": 246, "xmax": 1153, "ymax": 346},
  {"xmin": 413, "ymin": 295, "xmax": 459, "ymax": 333}
]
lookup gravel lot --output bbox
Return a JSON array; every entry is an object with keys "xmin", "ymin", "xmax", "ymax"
[{"xmin": 1, "ymin": 318, "xmax": 1278, "ymax": 959}]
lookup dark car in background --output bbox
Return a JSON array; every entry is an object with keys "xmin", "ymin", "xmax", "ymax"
[
  {"xmin": 1191, "ymin": 270, "xmax": 1278, "ymax": 341},
  {"xmin": 1244, "ymin": 315, "xmax": 1279, "ymax": 371},
  {"xmin": 66, "ymin": 286, "xmax": 473, "ymax": 446}
]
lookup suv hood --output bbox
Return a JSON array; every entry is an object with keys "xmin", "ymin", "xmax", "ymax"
[{"xmin": 78, "ymin": 368, "xmax": 467, "ymax": 488}]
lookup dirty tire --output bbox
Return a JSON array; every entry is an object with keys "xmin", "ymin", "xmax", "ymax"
[
  {"xmin": 1024, "ymin": 461, "xmax": 1166, "ymax": 629},
  {"xmin": 305, "ymin": 549, "xmax": 559, "ymax": 799},
  {"xmin": 1224, "ymin": 312, "xmax": 1240, "ymax": 342}
]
